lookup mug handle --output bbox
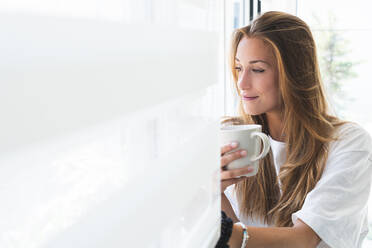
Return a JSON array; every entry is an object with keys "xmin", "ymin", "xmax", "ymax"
[{"xmin": 250, "ymin": 132, "xmax": 270, "ymax": 162}]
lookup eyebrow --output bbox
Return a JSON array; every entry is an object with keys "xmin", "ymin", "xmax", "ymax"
[{"xmin": 235, "ymin": 57, "xmax": 270, "ymax": 65}]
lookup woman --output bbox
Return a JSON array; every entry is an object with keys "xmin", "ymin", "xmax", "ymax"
[{"xmin": 216, "ymin": 11, "xmax": 372, "ymax": 248}]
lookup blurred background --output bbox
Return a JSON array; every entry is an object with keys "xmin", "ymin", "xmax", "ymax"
[{"xmin": 0, "ymin": 0, "xmax": 371, "ymax": 247}]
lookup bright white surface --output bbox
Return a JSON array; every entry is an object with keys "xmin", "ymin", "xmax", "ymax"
[
  {"xmin": 0, "ymin": 87, "xmax": 222, "ymax": 248},
  {"xmin": 261, "ymin": 0, "xmax": 297, "ymax": 16},
  {"xmin": 0, "ymin": 12, "xmax": 219, "ymax": 153},
  {"xmin": 0, "ymin": 0, "xmax": 223, "ymax": 247}
]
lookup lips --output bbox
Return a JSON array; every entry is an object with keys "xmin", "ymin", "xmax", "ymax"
[{"xmin": 243, "ymin": 96, "xmax": 259, "ymax": 101}]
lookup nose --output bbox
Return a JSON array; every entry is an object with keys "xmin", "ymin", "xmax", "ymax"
[{"xmin": 237, "ymin": 70, "xmax": 252, "ymax": 91}]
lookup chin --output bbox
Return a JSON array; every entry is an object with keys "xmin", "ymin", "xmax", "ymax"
[{"xmin": 243, "ymin": 108, "xmax": 264, "ymax": 116}]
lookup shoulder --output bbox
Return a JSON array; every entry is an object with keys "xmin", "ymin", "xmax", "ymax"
[
  {"xmin": 329, "ymin": 122, "xmax": 372, "ymax": 156},
  {"xmin": 323, "ymin": 122, "xmax": 372, "ymax": 178}
]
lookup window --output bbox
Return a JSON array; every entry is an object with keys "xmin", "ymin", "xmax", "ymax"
[{"xmin": 297, "ymin": 2, "xmax": 372, "ymax": 246}]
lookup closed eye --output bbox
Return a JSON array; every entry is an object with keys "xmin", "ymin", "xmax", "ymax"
[
  {"xmin": 252, "ymin": 69, "xmax": 265, "ymax": 73},
  {"xmin": 234, "ymin": 67, "xmax": 242, "ymax": 72}
]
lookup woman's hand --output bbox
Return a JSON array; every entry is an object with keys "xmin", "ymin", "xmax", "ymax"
[{"xmin": 220, "ymin": 142, "xmax": 253, "ymax": 193}]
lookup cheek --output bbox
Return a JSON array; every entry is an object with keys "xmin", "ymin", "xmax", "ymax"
[
  {"xmin": 268, "ymin": 84, "xmax": 281, "ymax": 107},
  {"xmin": 260, "ymin": 75, "xmax": 280, "ymax": 103},
  {"xmin": 257, "ymin": 74, "xmax": 278, "ymax": 94},
  {"xmin": 267, "ymin": 82, "xmax": 280, "ymax": 98}
]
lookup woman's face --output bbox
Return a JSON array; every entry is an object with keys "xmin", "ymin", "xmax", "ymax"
[{"xmin": 235, "ymin": 37, "xmax": 281, "ymax": 116}]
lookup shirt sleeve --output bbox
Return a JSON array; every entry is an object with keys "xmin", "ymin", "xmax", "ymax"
[
  {"xmin": 224, "ymin": 184, "xmax": 240, "ymax": 219},
  {"xmin": 292, "ymin": 124, "xmax": 372, "ymax": 248}
]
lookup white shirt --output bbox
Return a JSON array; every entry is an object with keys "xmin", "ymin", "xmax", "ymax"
[{"xmin": 224, "ymin": 122, "xmax": 372, "ymax": 248}]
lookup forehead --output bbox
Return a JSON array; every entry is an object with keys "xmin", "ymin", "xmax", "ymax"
[{"xmin": 235, "ymin": 37, "xmax": 275, "ymax": 63}]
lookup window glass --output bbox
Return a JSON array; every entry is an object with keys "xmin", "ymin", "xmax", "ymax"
[{"xmin": 298, "ymin": 1, "xmax": 372, "ymax": 247}]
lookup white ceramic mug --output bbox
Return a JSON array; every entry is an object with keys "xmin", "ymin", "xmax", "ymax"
[{"xmin": 219, "ymin": 124, "xmax": 270, "ymax": 177}]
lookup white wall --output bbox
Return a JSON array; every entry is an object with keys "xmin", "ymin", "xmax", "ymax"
[
  {"xmin": 0, "ymin": 1, "xmax": 224, "ymax": 247},
  {"xmin": 261, "ymin": 0, "xmax": 297, "ymax": 15}
]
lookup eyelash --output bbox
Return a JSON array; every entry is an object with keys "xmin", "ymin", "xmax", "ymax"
[{"xmin": 234, "ymin": 67, "xmax": 265, "ymax": 73}]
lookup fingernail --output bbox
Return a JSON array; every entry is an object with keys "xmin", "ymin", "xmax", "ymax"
[
  {"xmin": 240, "ymin": 150, "xmax": 247, "ymax": 156},
  {"xmin": 231, "ymin": 142, "xmax": 238, "ymax": 148}
]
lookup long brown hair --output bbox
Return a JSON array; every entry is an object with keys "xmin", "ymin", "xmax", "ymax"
[{"xmin": 223, "ymin": 11, "xmax": 345, "ymax": 227}]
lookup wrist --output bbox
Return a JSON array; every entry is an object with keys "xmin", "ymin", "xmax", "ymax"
[
  {"xmin": 227, "ymin": 224, "xmax": 244, "ymax": 248},
  {"xmin": 228, "ymin": 223, "xmax": 249, "ymax": 248}
]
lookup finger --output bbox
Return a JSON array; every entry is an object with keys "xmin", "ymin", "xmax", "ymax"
[
  {"xmin": 220, "ymin": 149, "xmax": 247, "ymax": 168},
  {"xmin": 220, "ymin": 141, "xmax": 239, "ymax": 155},
  {"xmin": 221, "ymin": 166, "xmax": 253, "ymax": 180}
]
